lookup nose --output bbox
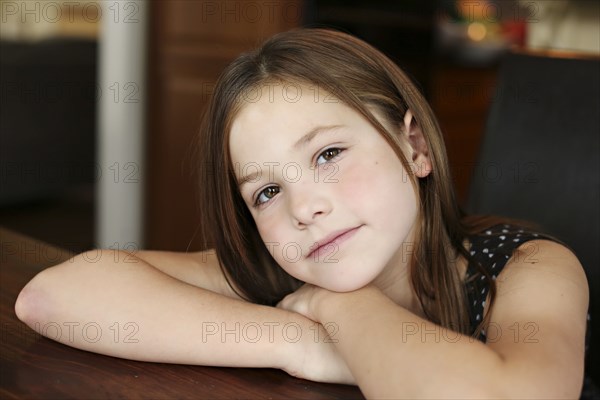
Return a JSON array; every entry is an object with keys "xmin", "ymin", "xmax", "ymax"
[{"xmin": 288, "ymin": 181, "xmax": 333, "ymax": 227}]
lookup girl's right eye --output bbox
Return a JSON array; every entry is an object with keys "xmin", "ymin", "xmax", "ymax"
[{"xmin": 254, "ymin": 186, "xmax": 280, "ymax": 207}]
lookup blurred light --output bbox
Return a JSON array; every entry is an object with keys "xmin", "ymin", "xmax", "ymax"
[{"xmin": 467, "ymin": 22, "xmax": 487, "ymax": 41}]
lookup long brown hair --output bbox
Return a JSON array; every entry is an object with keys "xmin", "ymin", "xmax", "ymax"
[{"xmin": 197, "ymin": 28, "xmax": 500, "ymax": 335}]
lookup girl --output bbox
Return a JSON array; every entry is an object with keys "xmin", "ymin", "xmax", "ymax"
[{"xmin": 16, "ymin": 28, "xmax": 592, "ymax": 398}]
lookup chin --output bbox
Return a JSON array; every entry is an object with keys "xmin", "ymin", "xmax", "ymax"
[{"xmin": 318, "ymin": 277, "xmax": 372, "ymax": 293}]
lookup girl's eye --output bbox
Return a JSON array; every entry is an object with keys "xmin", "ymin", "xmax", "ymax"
[
  {"xmin": 254, "ymin": 186, "xmax": 280, "ymax": 206},
  {"xmin": 316, "ymin": 147, "xmax": 343, "ymax": 165}
]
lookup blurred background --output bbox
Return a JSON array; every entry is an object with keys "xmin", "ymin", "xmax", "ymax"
[{"xmin": 1, "ymin": 0, "xmax": 599, "ymax": 253}]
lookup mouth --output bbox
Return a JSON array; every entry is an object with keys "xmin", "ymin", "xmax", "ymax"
[{"xmin": 306, "ymin": 225, "xmax": 363, "ymax": 260}]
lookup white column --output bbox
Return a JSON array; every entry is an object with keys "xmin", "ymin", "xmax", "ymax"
[{"xmin": 96, "ymin": 1, "xmax": 147, "ymax": 250}]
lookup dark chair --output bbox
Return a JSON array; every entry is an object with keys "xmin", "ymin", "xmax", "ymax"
[
  {"xmin": 467, "ymin": 50, "xmax": 600, "ymax": 389},
  {"xmin": 0, "ymin": 38, "xmax": 97, "ymax": 206}
]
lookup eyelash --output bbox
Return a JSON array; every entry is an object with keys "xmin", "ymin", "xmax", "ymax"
[{"xmin": 252, "ymin": 147, "xmax": 345, "ymax": 207}]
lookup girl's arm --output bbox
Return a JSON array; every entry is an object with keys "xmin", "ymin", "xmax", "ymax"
[
  {"xmin": 126, "ymin": 249, "xmax": 242, "ymax": 299},
  {"xmin": 280, "ymin": 240, "xmax": 589, "ymax": 398},
  {"xmin": 14, "ymin": 249, "xmax": 351, "ymax": 382}
]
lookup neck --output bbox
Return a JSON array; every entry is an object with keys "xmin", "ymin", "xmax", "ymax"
[
  {"xmin": 371, "ymin": 241, "xmax": 426, "ymax": 318},
  {"xmin": 371, "ymin": 239, "xmax": 470, "ymax": 321}
]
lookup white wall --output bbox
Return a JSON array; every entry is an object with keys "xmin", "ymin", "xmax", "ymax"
[
  {"xmin": 524, "ymin": 0, "xmax": 600, "ymax": 54},
  {"xmin": 96, "ymin": 1, "xmax": 147, "ymax": 250},
  {"xmin": 0, "ymin": 0, "xmax": 99, "ymax": 40}
]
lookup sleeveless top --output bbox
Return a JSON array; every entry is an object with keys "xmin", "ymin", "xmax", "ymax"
[{"xmin": 464, "ymin": 224, "xmax": 597, "ymax": 399}]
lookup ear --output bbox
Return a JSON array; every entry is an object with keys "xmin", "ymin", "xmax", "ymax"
[{"xmin": 402, "ymin": 110, "xmax": 432, "ymax": 178}]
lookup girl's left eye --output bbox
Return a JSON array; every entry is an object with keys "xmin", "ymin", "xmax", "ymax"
[{"xmin": 316, "ymin": 147, "xmax": 344, "ymax": 165}]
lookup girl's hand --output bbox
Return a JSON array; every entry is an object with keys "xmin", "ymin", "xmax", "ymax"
[
  {"xmin": 281, "ymin": 321, "xmax": 355, "ymax": 385},
  {"xmin": 276, "ymin": 283, "xmax": 325, "ymax": 322},
  {"xmin": 277, "ymin": 284, "xmax": 355, "ymax": 385}
]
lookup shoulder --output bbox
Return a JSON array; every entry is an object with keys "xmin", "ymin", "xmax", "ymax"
[
  {"xmin": 494, "ymin": 239, "xmax": 588, "ymax": 301},
  {"xmin": 488, "ymin": 238, "xmax": 589, "ymax": 325},
  {"xmin": 467, "ymin": 223, "xmax": 584, "ymax": 281},
  {"xmin": 489, "ymin": 238, "xmax": 589, "ymax": 335},
  {"xmin": 483, "ymin": 239, "xmax": 589, "ymax": 396}
]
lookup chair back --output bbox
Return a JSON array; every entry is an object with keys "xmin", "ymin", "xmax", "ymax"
[{"xmin": 467, "ymin": 50, "xmax": 600, "ymax": 384}]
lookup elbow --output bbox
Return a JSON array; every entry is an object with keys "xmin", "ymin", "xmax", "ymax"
[
  {"xmin": 14, "ymin": 249, "xmax": 93, "ymax": 327},
  {"xmin": 15, "ymin": 268, "xmax": 51, "ymax": 327},
  {"xmin": 14, "ymin": 283, "xmax": 29, "ymax": 323},
  {"xmin": 14, "ymin": 249, "xmax": 130, "ymax": 328}
]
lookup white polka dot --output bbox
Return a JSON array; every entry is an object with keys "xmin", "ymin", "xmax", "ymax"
[
  {"xmin": 504, "ymin": 255, "xmax": 510, "ymax": 259},
  {"xmin": 492, "ymin": 263, "xmax": 497, "ymax": 269},
  {"xmin": 483, "ymin": 248, "xmax": 489, "ymax": 253},
  {"xmin": 513, "ymin": 238, "xmax": 520, "ymax": 242},
  {"xmin": 476, "ymin": 314, "xmax": 481, "ymax": 321},
  {"xmin": 480, "ymin": 276, "xmax": 485, "ymax": 280},
  {"xmin": 499, "ymin": 235, "xmax": 506, "ymax": 240},
  {"xmin": 502, "ymin": 229, "xmax": 508, "ymax": 233},
  {"xmin": 498, "ymin": 243, "xmax": 504, "ymax": 247},
  {"xmin": 470, "ymin": 250, "xmax": 476, "ymax": 256},
  {"xmin": 485, "ymin": 230, "xmax": 492, "ymax": 235},
  {"xmin": 481, "ymin": 288, "xmax": 486, "ymax": 294},
  {"xmin": 492, "ymin": 275, "xmax": 496, "ymax": 280},
  {"xmin": 473, "ymin": 301, "xmax": 477, "ymax": 306},
  {"xmin": 533, "ymin": 233, "xmax": 539, "ymax": 237},
  {"xmin": 488, "ymin": 254, "xmax": 494, "ymax": 258},
  {"xmin": 482, "ymin": 301, "xmax": 486, "ymax": 307}
]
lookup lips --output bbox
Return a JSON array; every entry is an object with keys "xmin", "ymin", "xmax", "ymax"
[{"xmin": 306, "ymin": 226, "xmax": 362, "ymax": 259}]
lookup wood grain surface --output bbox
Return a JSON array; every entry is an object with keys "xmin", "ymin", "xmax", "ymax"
[{"xmin": 0, "ymin": 227, "xmax": 364, "ymax": 399}]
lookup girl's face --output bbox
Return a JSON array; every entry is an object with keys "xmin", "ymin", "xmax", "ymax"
[{"xmin": 229, "ymin": 84, "xmax": 431, "ymax": 292}]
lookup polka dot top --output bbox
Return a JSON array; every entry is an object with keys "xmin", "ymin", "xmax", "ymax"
[
  {"xmin": 464, "ymin": 223, "xmax": 597, "ymax": 398},
  {"xmin": 464, "ymin": 223, "xmax": 549, "ymax": 341}
]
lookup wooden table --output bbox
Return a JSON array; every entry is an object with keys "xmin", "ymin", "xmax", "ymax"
[{"xmin": 0, "ymin": 228, "xmax": 364, "ymax": 399}]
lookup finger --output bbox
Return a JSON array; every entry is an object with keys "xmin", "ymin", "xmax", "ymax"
[{"xmin": 275, "ymin": 297, "xmax": 289, "ymax": 309}]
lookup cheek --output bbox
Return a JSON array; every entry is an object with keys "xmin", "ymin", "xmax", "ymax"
[
  {"xmin": 337, "ymin": 162, "xmax": 371, "ymax": 205},
  {"xmin": 254, "ymin": 210, "xmax": 293, "ymax": 263},
  {"xmin": 255, "ymin": 215, "xmax": 279, "ymax": 244},
  {"xmin": 253, "ymin": 208, "xmax": 311, "ymax": 282},
  {"xmin": 338, "ymin": 153, "xmax": 416, "ymax": 215}
]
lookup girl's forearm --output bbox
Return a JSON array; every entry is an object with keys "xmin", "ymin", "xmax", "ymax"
[
  {"xmin": 314, "ymin": 286, "xmax": 506, "ymax": 399},
  {"xmin": 14, "ymin": 250, "xmax": 307, "ymax": 370}
]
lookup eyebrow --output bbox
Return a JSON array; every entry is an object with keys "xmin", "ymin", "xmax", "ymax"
[{"xmin": 236, "ymin": 124, "xmax": 344, "ymax": 187}]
